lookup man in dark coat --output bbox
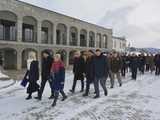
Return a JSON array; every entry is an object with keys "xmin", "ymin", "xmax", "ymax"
[
  {"xmin": 139, "ymin": 54, "xmax": 146, "ymax": 74},
  {"xmin": 83, "ymin": 50, "xmax": 94, "ymax": 97},
  {"xmin": 121, "ymin": 54, "xmax": 127, "ymax": 77},
  {"xmin": 35, "ymin": 50, "xmax": 54, "ymax": 100},
  {"xmin": 70, "ymin": 51, "xmax": 85, "ymax": 93},
  {"xmin": 93, "ymin": 49, "xmax": 109, "ymax": 98},
  {"xmin": 154, "ymin": 54, "xmax": 160, "ymax": 75},
  {"xmin": 110, "ymin": 52, "xmax": 122, "ymax": 88},
  {"xmin": 130, "ymin": 54, "xmax": 138, "ymax": 80}
]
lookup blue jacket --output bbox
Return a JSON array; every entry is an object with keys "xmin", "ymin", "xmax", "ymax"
[{"xmin": 51, "ymin": 67, "xmax": 65, "ymax": 91}]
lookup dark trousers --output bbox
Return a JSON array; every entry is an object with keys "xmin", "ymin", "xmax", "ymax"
[
  {"xmin": 72, "ymin": 77, "xmax": 84, "ymax": 91},
  {"xmin": 139, "ymin": 65, "xmax": 145, "ymax": 74},
  {"xmin": 131, "ymin": 68, "xmax": 137, "ymax": 80},
  {"xmin": 155, "ymin": 66, "xmax": 160, "ymax": 75},
  {"xmin": 121, "ymin": 67, "xmax": 126, "ymax": 77},
  {"xmin": 84, "ymin": 77, "xmax": 93, "ymax": 95},
  {"xmin": 110, "ymin": 72, "xmax": 122, "ymax": 87},
  {"xmin": 54, "ymin": 90, "xmax": 66, "ymax": 98},
  {"xmin": 39, "ymin": 77, "xmax": 54, "ymax": 98},
  {"xmin": 146, "ymin": 64, "xmax": 150, "ymax": 71},
  {"xmin": 53, "ymin": 90, "xmax": 67, "ymax": 104},
  {"xmin": 94, "ymin": 77, "xmax": 107, "ymax": 96}
]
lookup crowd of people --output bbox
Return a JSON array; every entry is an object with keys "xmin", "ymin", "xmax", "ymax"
[{"xmin": 23, "ymin": 49, "xmax": 160, "ymax": 107}]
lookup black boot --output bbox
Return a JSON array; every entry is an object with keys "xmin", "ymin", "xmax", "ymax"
[
  {"xmin": 26, "ymin": 94, "xmax": 32, "ymax": 100},
  {"xmin": 83, "ymin": 93, "xmax": 88, "ymax": 97},
  {"xmin": 60, "ymin": 90, "xmax": 67, "ymax": 101},
  {"xmin": 110, "ymin": 86, "xmax": 114, "ymax": 89},
  {"xmin": 93, "ymin": 95, "xmax": 100, "ymax": 99},
  {"xmin": 52, "ymin": 97, "xmax": 58, "ymax": 107},
  {"xmin": 69, "ymin": 89, "xmax": 75, "ymax": 93},
  {"xmin": 61, "ymin": 96, "xmax": 67, "ymax": 101},
  {"xmin": 49, "ymin": 94, "xmax": 55, "ymax": 99},
  {"xmin": 35, "ymin": 90, "xmax": 41, "ymax": 100},
  {"xmin": 104, "ymin": 91, "xmax": 108, "ymax": 96},
  {"xmin": 80, "ymin": 89, "xmax": 84, "ymax": 92}
]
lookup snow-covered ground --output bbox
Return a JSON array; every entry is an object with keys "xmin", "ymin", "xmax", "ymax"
[
  {"xmin": 0, "ymin": 71, "xmax": 9, "ymax": 79},
  {"xmin": 0, "ymin": 71, "xmax": 160, "ymax": 120}
]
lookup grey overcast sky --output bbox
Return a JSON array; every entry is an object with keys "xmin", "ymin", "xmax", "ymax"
[{"xmin": 20, "ymin": 0, "xmax": 160, "ymax": 48}]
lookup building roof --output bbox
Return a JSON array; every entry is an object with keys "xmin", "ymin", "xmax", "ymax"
[
  {"xmin": 16, "ymin": 0, "xmax": 112, "ymax": 32},
  {"xmin": 112, "ymin": 36, "xmax": 126, "ymax": 41}
]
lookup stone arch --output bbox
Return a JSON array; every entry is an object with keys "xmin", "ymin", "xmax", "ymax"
[
  {"xmin": 22, "ymin": 16, "xmax": 37, "ymax": 42},
  {"xmin": 0, "ymin": 48, "xmax": 17, "ymax": 69},
  {"xmin": 103, "ymin": 34, "xmax": 108, "ymax": 48},
  {"xmin": 89, "ymin": 31, "xmax": 95, "ymax": 47},
  {"xmin": 56, "ymin": 23, "xmax": 67, "ymax": 45},
  {"xmin": 21, "ymin": 48, "xmax": 38, "ymax": 68},
  {"xmin": 0, "ymin": 11, "xmax": 17, "ymax": 41},
  {"xmin": 80, "ymin": 29, "xmax": 87, "ymax": 47},
  {"xmin": 70, "ymin": 26, "xmax": 78, "ymax": 46},
  {"xmin": 41, "ymin": 20, "xmax": 53, "ymax": 44}
]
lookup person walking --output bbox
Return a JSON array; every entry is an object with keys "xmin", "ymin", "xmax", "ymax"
[
  {"xmin": 25, "ymin": 52, "xmax": 40, "ymax": 100},
  {"xmin": 50, "ymin": 54, "xmax": 67, "ymax": 107},
  {"xmin": 35, "ymin": 50, "xmax": 54, "ymax": 100},
  {"xmin": 93, "ymin": 49, "xmax": 109, "ymax": 98},
  {"xmin": 130, "ymin": 54, "xmax": 138, "ymax": 80},
  {"xmin": 110, "ymin": 52, "xmax": 122, "ymax": 88},
  {"xmin": 70, "ymin": 51, "xmax": 85, "ymax": 93},
  {"xmin": 121, "ymin": 54, "xmax": 127, "ymax": 77},
  {"xmin": 83, "ymin": 50, "xmax": 94, "ymax": 97}
]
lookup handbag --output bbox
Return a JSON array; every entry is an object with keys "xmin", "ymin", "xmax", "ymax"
[
  {"xmin": 20, "ymin": 77, "xmax": 29, "ymax": 87},
  {"xmin": 20, "ymin": 71, "xmax": 29, "ymax": 87}
]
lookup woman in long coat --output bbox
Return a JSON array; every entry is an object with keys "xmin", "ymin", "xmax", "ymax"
[
  {"xmin": 25, "ymin": 52, "xmax": 40, "ymax": 100},
  {"xmin": 50, "ymin": 54, "xmax": 67, "ymax": 107}
]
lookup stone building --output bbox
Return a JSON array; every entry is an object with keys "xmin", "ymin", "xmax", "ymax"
[
  {"xmin": 0, "ymin": 0, "xmax": 112, "ymax": 70},
  {"xmin": 112, "ymin": 36, "xmax": 127, "ymax": 52}
]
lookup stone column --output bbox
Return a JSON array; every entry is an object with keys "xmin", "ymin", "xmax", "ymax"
[
  {"xmin": 94, "ymin": 31, "xmax": 96, "ymax": 48},
  {"xmin": 17, "ymin": 49, "xmax": 22, "ymax": 70},
  {"xmin": 67, "ymin": 25, "xmax": 70, "ymax": 46},
  {"xmin": 77, "ymin": 29, "xmax": 80, "ymax": 46},
  {"xmin": 66, "ymin": 51, "xmax": 69, "ymax": 68},
  {"xmin": 87, "ymin": 30, "xmax": 89, "ymax": 47},
  {"xmin": 37, "ymin": 49, "xmax": 42, "ymax": 71},
  {"xmin": 53, "ymin": 23, "xmax": 57, "ymax": 45},
  {"xmin": 17, "ymin": 17, "xmax": 23, "ymax": 42},
  {"xmin": 37, "ymin": 20, "xmax": 42, "ymax": 44}
]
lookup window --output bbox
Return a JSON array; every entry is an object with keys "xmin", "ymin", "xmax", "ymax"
[
  {"xmin": 23, "ymin": 24, "xmax": 34, "ymax": 42},
  {"xmin": 0, "ymin": 24, "xmax": 4, "ymax": 40},
  {"xmin": 0, "ymin": 20, "xmax": 16, "ymax": 41},
  {"xmin": 70, "ymin": 32, "xmax": 76, "ymax": 46},
  {"xmin": 89, "ymin": 36, "xmax": 94, "ymax": 47},
  {"xmin": 41, "ymin": 27, "xmax": 48, "ymax": 44},
  {"xmin": 56, "ymin": 30, "xmax": 60, "ymax": 44},
  {"xmin": 80, "ymin": 34, "xmax": 86, "ymax": 47}
]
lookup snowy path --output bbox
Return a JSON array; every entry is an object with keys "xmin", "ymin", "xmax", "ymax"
[{"xmin": 0, "ymin": 72, "xmax": 160, "ymax": 120}]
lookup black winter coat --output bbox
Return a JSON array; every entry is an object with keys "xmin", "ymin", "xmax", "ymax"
[
  {"xmin": 130, "ymin": 56, "xmax": 138, "ymax": 70},
  {"xmin": 93, "ymin": 55, "xmax": 109, "ymax": 78},
  {"xmin": 73, "ymin": 57, "xmax": 85, "ymax": 80},
  {"xmin": 41, "ymin": 56, "xmax": 53, "ymax": 79},
  {"xmin": 85, "ymin": 57, "xmax": 94, "ymax": 81},
  {"xmin": 27, "ymin": 60, "xmax": 39, "ymax": 94}
]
